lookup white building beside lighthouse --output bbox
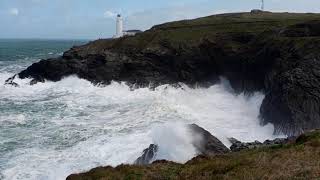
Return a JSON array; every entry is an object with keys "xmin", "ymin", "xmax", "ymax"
[{"xmin": 113, "ymin": 14, "xmax": 142, "ymax": 38}]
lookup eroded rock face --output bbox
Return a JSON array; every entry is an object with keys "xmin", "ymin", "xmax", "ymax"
[
  {"xmin": 134, "ymin": 144, "xmax": 159, "ymax": 165},
  {"xmin": 188, "ymin": 124, "xmax": 230, "ymax": 155},
  {"xmin": 5, "ymin": 13, "xmax": 320, "ymax": 136},
  {"xmin": 228, "ymin": 137, "xmax": 292, "ymax": 152},
  {"xmin": 134, "ymin": 124, "xmax": 229, "ymax": 165},
  {"xmin": 259, "ymin": 33, "xmax": 320, "ymax": 136}
]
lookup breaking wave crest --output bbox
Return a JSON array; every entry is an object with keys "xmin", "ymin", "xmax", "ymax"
[{"xmin": 0, "ymin": 73, "xmax": 284, "ymax": 180}]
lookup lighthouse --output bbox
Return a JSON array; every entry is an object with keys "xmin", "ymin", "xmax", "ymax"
[
  {"xmin": 113, "ymin": 14, "xmax": 142, "ymax": 38},
  {"xmin": 116, "ymin": 14, "xmax": 123, "ymax": 38}
]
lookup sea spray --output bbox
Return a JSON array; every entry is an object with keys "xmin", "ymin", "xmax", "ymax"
[
  {"xmin": 0, "ymin": 74, "xmax": 285, "ymax": 180},
  {"xmin": 151, "ymin": 123, "xmax": 197, "ymax": 163}
]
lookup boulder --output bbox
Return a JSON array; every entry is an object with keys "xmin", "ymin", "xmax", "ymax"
[
  {"xmin": 134, "ymin": 124, "xmax": 229, "ymax": 165},
  {"xmin": 188, "ymin": 124, "xmax": 230, "ymax": 155}
]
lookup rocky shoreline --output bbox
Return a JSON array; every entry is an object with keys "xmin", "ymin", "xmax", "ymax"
[
  {"xmin": 134, "ymin": 124, "xmax": 291, "ymax": 165},
  {"xmin": 67, "ymin": 127, "xmax": 320, "ymax": 180},
  {"xmin": 135, "ymin": 124, "xmax": 230, "ymax": 165},
  {"xmin": 6, "ymin": 12, "xmax": 320, "ymax": 136},
  {"xmin": 4, "ymin": 11, "xmax": 320, "ymax": 179}
]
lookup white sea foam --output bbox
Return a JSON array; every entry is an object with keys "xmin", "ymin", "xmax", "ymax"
[
  {"xmin": 0, "ymin": 73, "xmax": 285, "ymax": 180},
  {"xmin": 151, "ymin": 123, "xmax": 197, "ymax": 163}
]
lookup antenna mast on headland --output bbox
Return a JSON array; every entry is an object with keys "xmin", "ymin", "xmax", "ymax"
[{"xmin": 261, "ymin": 0, "xmax": 264, "ymax": 11}]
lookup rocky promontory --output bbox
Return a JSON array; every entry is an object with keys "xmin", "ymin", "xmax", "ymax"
[{"xmin": 6, "ymin": 12, "xmax": 320, "ymax": 135}]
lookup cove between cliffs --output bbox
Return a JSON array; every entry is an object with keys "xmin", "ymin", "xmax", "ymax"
[{"xmin": 6, "ymin": 12, "xmax": 320, "ymax": 136}]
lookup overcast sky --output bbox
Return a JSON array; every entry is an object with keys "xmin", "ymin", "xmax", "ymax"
[{"xmin": 1, "ymin": 0, "xmax": 320, "ymax": 39}]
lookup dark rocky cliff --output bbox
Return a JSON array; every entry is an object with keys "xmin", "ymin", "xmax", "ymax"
[{"xmin": 6, "ymin": 12, "xmax": 320, "ymax": 136}]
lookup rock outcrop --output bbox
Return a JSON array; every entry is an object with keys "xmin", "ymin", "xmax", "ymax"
[
  {"xmin": 228, "ymin": 137, "xmax": 293, "ymax": 152},
  {"xmin": 134, "ymin": 144, "xmax": 158, "ymax": 165},
  {"xmin": 5, "ymin": 12, "xmax": 320, "ymax": 135},
  {"xmin": 67, "ymin": 130, "xmax": 320, "ymax": 180},
  {"xmin": 134, "ymin": 124, "xmax": 229, "ymax": 165},
  {"xmin": 188, "ymin": 124, "xmax": 230, "ymax": 155}
]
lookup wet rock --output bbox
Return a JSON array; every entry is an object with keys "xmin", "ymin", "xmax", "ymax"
[
  {"xmin": 188, "ymin": 124, "xmax": 230, "ymax": 155},
  {"xmin": 4, "ymin": 74, "xmax": 19, "ymax": 87},
  {"xmin": 134, "ymin": 124, "xmax": 229, "ymax": 165},
  {"xmin": 229, "ymin": 137, "xmax": 291, "ymax": 152},
  {"xmin": 134, "ymin": 144, "xmax": 158, "ymax": 165},
  {"xmin": 6, "ymin": 13, "xmax": 320, "ymax": 136}
]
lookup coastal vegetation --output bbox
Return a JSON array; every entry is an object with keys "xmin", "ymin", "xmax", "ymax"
[
  {"xmin": 6, "ymin": 12, "xmax": 320, "ymax": 179},
  {"xmin": 67, "ymin": 130, "xmax": 320, "ymax": 180},
  {"xmin": 10, "ymin": 11, "xmax": 320, "ymax": 136}
]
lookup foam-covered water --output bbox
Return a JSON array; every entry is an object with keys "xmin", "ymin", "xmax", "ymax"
[{"xmin": 0, "ymin": 40, "xmax": 284, "ymax": 180}]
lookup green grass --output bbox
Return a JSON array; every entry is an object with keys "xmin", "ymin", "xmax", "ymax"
[
  {"xmin": 65, "ymin": 12, "xmax": 320, "ymax": 179},
  {"xmin": 67, "ymin": 130, "xmax": 320, "ymax": 180},
  {"xmin": 72, "ymin": 12, "xmax": 320, "ymax": 54}
]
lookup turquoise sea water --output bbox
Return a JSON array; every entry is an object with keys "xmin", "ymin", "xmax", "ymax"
[{"xmin": 0, "ymin": 39, "xmax": 283, "ymax": 180}]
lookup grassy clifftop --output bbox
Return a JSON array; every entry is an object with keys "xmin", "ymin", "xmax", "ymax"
[
  {"xmin": 132, "ymin": 12, "xmax": 320, "ymax": 45},
  {"xmin": 67, "ymin": 130, "xmax": 320, "ymax": 180},
  {"xmin": 73, "ymin": 11, "xmax": 320, "ymax": 54},
  {"xmin": 64, "ymin": 13, "xmax": 320, "ymax": 179},
  {"xmin": 13, "ymin": 11, "xmax": 320, "ymax": 136},
  {"xmin": 13, "ymin": 12, "xmax": 320, "ymax": 179}
]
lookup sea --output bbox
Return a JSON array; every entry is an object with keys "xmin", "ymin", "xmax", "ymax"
[{"xmin": 0, "ymin": 39, "xmax": 284, "ymax": 180}]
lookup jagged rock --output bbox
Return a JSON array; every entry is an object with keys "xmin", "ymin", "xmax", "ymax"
[
  {"xmin": 6, "ymin": 12, "xmax": 320, "ymax": 136},
  {"xmin": 228, "ymin": 138, "xmax": 240, "ymax": 145},
  {"xmin": 188, "ymin": 124, "xmax": 230, "ymax": 155},
  {"xmin": 134, "ymin": 144, "xmax": 158, "ymax": 165},
  {"xmin": 67, "ymin": 130, "xmax": 320, "ymax": 180},
  {"xmin": 229, "ymin": 137, "xmax": 291, "ymax": 152},
  {"xmin": 4, "ymin": 75, "xmax": 19, "ymax": 87},
  {"xmin": 134, "ymin": 124, "xmax": 229, "ymax": 165}
]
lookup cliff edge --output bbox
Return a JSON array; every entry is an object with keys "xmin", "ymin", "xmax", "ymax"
[
  {"xmin": 67, "ymin": 130, "xmax": 320, "ymax": 180},
  {"xmin": 6, "ymin": 12, "xmax": 320, "ymax": 135}
]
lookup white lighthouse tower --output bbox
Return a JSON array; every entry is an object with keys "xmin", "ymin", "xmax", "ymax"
[{"xmin": 115, "ymin": 14, "xmax": 123, "ymax": 38}]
